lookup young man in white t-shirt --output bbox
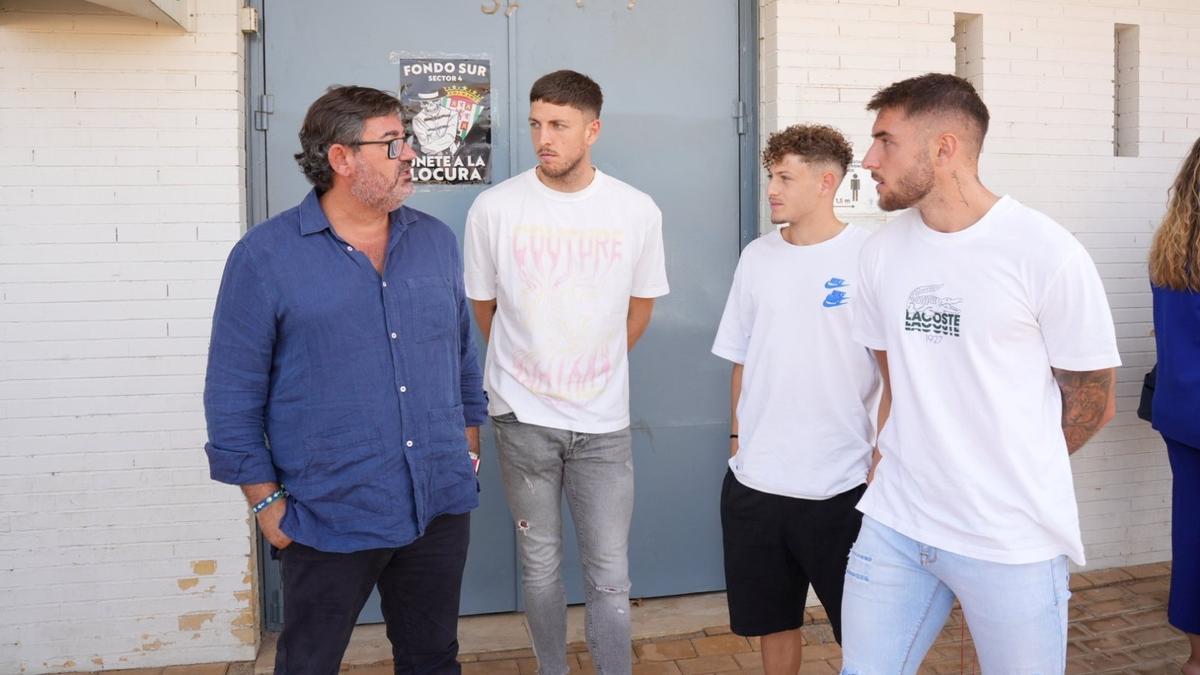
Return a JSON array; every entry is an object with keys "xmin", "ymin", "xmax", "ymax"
[
  {"xmin": 841, "ymin": 73, "xmax": 1121, "ymax": 673},
  {"xmin": 463, "ymin": 70, "xmax": 669, "ymax": 675},
  {"xmin": 712, "ymin": 125, "xmax": 882, "ymax": 675}
]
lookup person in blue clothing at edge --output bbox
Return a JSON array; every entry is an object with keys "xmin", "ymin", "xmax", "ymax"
[
  {"xmin": 203, "ymin": 85, "xmax": 487, "ymax": 675},
  {"xmin": 1148, "ymin": 135, "xmax": 1200, "ymax": 675}
]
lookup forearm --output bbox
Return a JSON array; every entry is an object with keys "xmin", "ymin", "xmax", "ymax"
[
  {"xmin": 868, "ymin": 392, "xmax": 887, "ymax": 483},
  {"xmin": 730, "ymin": 363, "xmax": 743, "ymax": 457},
  {"xmin": 1052, "ymin": 367, "xmax": 1117, "ymax": 454},
  {"xmin": 472, "ymin": 299, "xmax": 497, "ymax": 342},
  {"xmin": 869, "ymin": 350, "xmax": 891, "ymax": 482},
  {"xmin": 465, "ymin": 426, "xmax": 480, "ymax": 455},
  {"xmin": 627, "ymin": 297, "xmax": 655, "ymax": 351},
  {"xmin": 240, "ymin": 482, "xmax": 282, "ymax": 507},
  {"xmin": 876, "ymin": 383, "xmax": 892, "ymax": 440}
]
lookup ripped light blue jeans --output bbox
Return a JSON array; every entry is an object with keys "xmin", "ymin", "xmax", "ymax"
[
  {"xmin": 492, "ymin": 413, "xmax": 635, "ymax": 675},
  {"xmin": 840, "ymin": 516, "xmax": 1071, "ymax": 675}
]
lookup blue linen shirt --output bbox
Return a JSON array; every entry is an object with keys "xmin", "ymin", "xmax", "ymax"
[{"xmin": 204, "ymin": 190, "xmax": 487, "ymax": 553}]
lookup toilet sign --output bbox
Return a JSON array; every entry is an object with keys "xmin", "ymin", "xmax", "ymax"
[{"xmin": 834, "ymin": 160, "xmax": 879, "ymax": 214}]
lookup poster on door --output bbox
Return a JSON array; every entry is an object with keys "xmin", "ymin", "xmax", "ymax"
[{"xmin": 396, "ymin": 56, "xmax": 491, "ymax": 185}]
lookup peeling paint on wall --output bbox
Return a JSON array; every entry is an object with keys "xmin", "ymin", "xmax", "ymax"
[
  {"xmin": 177, "ymin": 612, "xmax": 216, "ymax": 631},
  {"xmin": 231, "ymin": 627, "xmax": 256, "ymax": 645},
  {"xmin": 232, "ymin": 607, "xmax": 254, "ymax": 628},
  {"xmin": 177, "ymin": 577, "xmax": 200, "ymax": 591},
  {"xmin": 191, "ymin": 560, "xmax": 217, "ymax": 576}
]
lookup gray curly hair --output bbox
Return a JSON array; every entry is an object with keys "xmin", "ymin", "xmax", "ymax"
[{"xmin": 294, "ymin": 85, "xmax": 402, "ymax": 192}]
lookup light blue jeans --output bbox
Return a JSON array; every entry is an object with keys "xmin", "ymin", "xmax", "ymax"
[
  {"xmin": 492, "ymin": 413, "xmax": 634, "ymax": 675},
  {"xmin": 840, "ymin": 516, "xmax": 1071, "ymax": 675}
]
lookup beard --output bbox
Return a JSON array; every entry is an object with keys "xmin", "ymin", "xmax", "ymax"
[
  {"xmin": 877, "ymin": 157, "xmax": 934, "ymax": 211},
  {"xmin": 538, "ymin": 150, "xmax": 586, "ymax": 179},
  {"xmin": 351, "ymin": 159, "xmax": 413, "ymax": 213}
]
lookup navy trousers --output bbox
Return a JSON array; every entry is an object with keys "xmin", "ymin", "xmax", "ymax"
[
  {"xmin": 274, "ymin": 512, "xmax": 471, "ymax": 674},
  {"xmin": 1167, "ymin": 437, "xmax": 1200, "ymax": 635}
]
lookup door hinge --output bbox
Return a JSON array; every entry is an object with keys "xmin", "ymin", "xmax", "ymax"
[
  {"xmin": 254, "ymin": 94, "xmax": 274, "ymax": 131},
  {"xmin": 733, "ymin": 100, "xmax": 746, "ymax": 135},
  {"xmin": 239, "ymin": 6, "xmax": 259, "ymax": 34}
]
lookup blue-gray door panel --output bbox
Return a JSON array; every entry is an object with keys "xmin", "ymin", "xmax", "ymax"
[
  {"xmin": 258, "ymin": 0, "xmax": 743, "ymax": 621},
  {"xmin": 259, "ymin": 0, "xmax": 517, "ymax": 619},
  {"xmin": 511, "ymin": 1, "xmax": 740, "ymax": 603}
]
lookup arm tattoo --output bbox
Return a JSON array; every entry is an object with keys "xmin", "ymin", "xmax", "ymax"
[{"xmin": 1052, "ymin": 368, "xmax": 1115, "ymax": 454}]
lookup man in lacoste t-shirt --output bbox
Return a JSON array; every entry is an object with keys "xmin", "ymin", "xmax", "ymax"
[{"xmin": 840, "ymin": 73, "xmax": 1121, "ymax": 673}]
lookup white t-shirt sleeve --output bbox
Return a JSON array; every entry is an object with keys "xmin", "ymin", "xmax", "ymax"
[
  {"xmin": 463, "ymin": 198, "xmax": 496, "ymax": 301},
  {"xmin": 711, "ymin": 256, "xmax": 750, "ymax": 364},
  {"xmin": 631, "ymin": 205, "xmax": 670, "ymax": 298},
  {"xmin": 851, "ymin": 237, "xmax": 887, "ymax": 351},
  {"xmin": 1037, "ymin": 247, "xmax": 1122, "ymax": 371}
]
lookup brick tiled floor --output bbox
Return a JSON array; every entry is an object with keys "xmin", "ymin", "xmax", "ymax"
[
  {"xmin": 57, "ymin": 563, "xmax": 1190, "ymax": 675},
  {"xmin": 456, "ymin": 563, "xmax": 1190, "ymax": 675}
]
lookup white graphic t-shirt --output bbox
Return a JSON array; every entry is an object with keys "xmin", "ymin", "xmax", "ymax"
[
  {"xmin": 464, "ymin": 168, "xmax": 669, "ymax": 433},
  {"xmin": 712, "ymin": 225, "xmax": 880, "ymax": 499},
  {"xmin": 852, "ymin": 196, "xmax": 1121, "ymax": 565}
]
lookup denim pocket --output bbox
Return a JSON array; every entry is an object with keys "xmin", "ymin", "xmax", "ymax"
[
  {"xmin": 1052, "ymin": 556, "xmax": 1071, "ymax": 608},
  {"xmin": 491, "ymin": 412, "xmax": 518, "ymax": 424},
  {"xmin": 405, "ymin": 276, "xmax": 456, "ymax": 343},
  {"xmin": 846, "ymin": 547, "xmax": 872, "ymax": 583}
]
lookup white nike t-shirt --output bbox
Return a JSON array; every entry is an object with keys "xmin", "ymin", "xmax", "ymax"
[
  {"xmin": 852, "ymin": 196, "xmax": 1121, "ymax": 565},
  {"xmin": 463, "ymin": 168, "xmax": 670, "ymax": 433},
  {"xmin": 712, "ymin": 225, "xmax": 880, "ymax": 499}
]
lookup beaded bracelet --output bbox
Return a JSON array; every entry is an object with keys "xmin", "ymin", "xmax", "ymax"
[{"xmin": 252, "ymin": 487, "xmax": 287, "ymax": 514}]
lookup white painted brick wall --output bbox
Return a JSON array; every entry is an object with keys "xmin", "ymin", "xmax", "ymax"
[
  {"xmin": 2, "ymin": 0, "xmax": 1196, "ymax": 669},
  {"xmin": 762, "ymin": 0, "xmax": 1200, "ymax": 571},
  {"xmin": 0, "ymin": 1, "xmax": 253, "ymax": 672}
]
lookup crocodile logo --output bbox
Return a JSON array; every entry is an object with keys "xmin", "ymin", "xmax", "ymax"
[{"xmin": 904, "ymin": 283, "xmax": 962, "ymax": 343}]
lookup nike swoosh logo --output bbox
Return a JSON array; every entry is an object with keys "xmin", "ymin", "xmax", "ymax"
[
  {"xmin": 825, "ymin": 278, "xmax": 848, "ymax": 289},
  {"xmin": 823, "ymin": 289, "xmax": 849, "ymax": 308}
]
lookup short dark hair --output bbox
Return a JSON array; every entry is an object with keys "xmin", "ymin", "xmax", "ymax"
[
  {"xmin": 867, "ymin": 73, "xmax": 990, "ymax": 143},
  {"xmin": 294, "ymin": 85, "xmax": 401, "ymax": 192},
  {"xmin": 762, "ymin": 124, "xmax": 854, "ymax": 175},
  {"xmin": 529, "ymin": 70, "xmax": 603, "ymax": 118}
]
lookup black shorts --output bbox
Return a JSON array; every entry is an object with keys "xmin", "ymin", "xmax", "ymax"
[{"xmin": 720, "ymin": 469, "xmax": 865, "ymax": 641}]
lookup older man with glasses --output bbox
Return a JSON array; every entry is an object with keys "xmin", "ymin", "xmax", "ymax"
[{"xmin": 203, "ymin": 85, "xmax": 486, "ymax": 674}]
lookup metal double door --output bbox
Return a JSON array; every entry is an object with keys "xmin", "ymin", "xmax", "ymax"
[{"xmin": 252, "ymin": 0, "xmax": 754, "ymax": 623}]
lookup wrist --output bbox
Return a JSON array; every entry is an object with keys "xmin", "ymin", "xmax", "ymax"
[{"xmin": 251, "ymin": 487, "xmax": 287, "ymax": 514}]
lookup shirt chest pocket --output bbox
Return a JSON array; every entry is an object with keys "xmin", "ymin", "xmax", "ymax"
[{"xmin": 404, "ymin": 276, "xmax": 456, "ymax": 343}]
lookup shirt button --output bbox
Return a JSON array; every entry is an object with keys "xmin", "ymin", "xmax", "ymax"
[
  {"xmin": 346, "ymin": 245, "xmax": 353, "ymax": 251},
  {"xmin": 399, "ymin": 386, "xmax": 407, "ymax": 393},
  {"xmin": 390, "ymin": 332, "xmax": 398, "ymax": 339},
  {"xmin": 405, "ymin": 440, "xmax": 414, "ymax": 448},
  {"xmin": 382, "ymin": 281, "xmax": 388, "ymax": 288}
]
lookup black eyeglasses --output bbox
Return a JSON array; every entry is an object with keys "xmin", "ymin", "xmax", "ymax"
[{"xmin": 346, "ymin": 137, "xmax": 411, "ymax": 160}]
